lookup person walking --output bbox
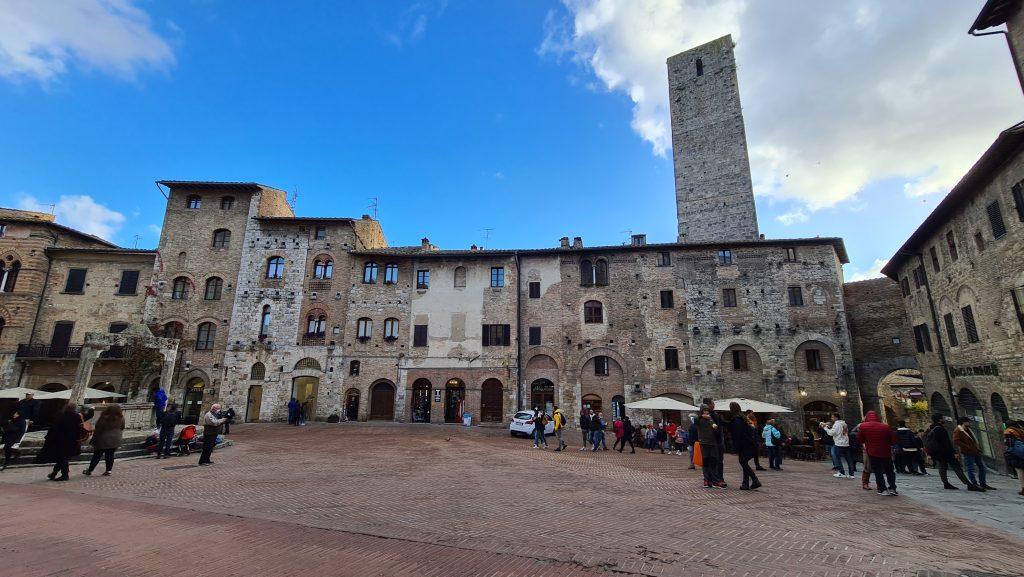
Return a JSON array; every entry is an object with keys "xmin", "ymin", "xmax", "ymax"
[
  {"xmin": 857, "ymin": 411, "xmax": 898, "ymax": 496},
  {"xmin": 666, "ymin": 420, "xmax": 678, "ymax": 454},
  {"xmin": 198, "ymin": 404, "xmax": 227, "ymax": 465},
  {"xmin": 631, "ymin": 420, "xmax": 644, "ymax": 452},
  {"xmin": 579, "ymin": 409, "xmax": 592, "ymax": 451},
  {"xmin": 612, "ymin": 416, "xmax": 625, "ymax": 451},
  {"xmin": 1002, "ymin": 419, "xmax": 1024, "ymax": 496},
  {"xmin": 591, "ymin": 412, "xmax": 608, "ymax": 451},
  {"xmin": 153, "ymin": 387, "xmax": 168, "ymax": 423},
  {"xmin": 763, "ymin": 417, "xmax": 783, "ymax": 470},
  {"xmin": 157, "ymin": 404, "xmax": 181, "ymax": 459},
  {"xmin": 703, "ymin": 398, "xmax": 727, "ymax": 485},
  {"xmin": 37, "ymin": 404, "xmax": 85, "ymax": 482},
  {"xmin": 687, "ymin": 414, "xmax": 698, "ymax": 469},
  {"xmin": 744, "ymin": 410, "xmax": 766, "ymax": 471},
  {"xmin": 924, "ymin": 413, "xmax": 978, "ymax": 491},
  {"xmin": 728, "ymin": 402, "xmax": 761, "ymax": 490},
  {"xmin": 674, "ymin": 422, "xmax": 687, "ymax": 456},
  {"xmin": 287, "ymin": 398, "xmax": 299, "ymax": 426},
  {"xmin": 83, "ymin": 405, "xmax": 124, "ymax": 476},
  {"xmin": 617, "ymin": 415, "xmax": 636, "ymax": 453},
  {"xmin": 552, "ymin": 406, "xmax": 567, "ymax": 451},
  {"xmin": 1, "ymin": 411, "xmax": 29, "ymax": 471},
  {"xmin": 821, "ymin": 412, "xmax": 855, "ymax": 478},
  {"xmin": 895, "ymin": 420, "xmax": 925, "ymax": 475},
  {"xmin": 696, "ymin": 405, "xmax": 724, "ymax": 488},
  {"xmin": 953, "ymin": 417, "xmax": 995, "ymax": 491},
  {"xmin": 656, "ymin": 422, "xmax": 668, "ymax": 454},
  {"xmin": 532, "ymin": 407, "xmax": 549, "ymax": 449},
  {"xmin": 14, "ymin": 393, "xmax": 40, "ymax": 430},
  {"xmin": 222, "ymin": 406, "xmax": 236, "ymax": 435}
]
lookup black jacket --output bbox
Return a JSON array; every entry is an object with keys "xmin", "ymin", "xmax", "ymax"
[
  {"xmin": 589, "ymin": 416, "xmax": 604, "ymax": 432},
  {"xmin": 14, "ymin": 398, "xmax": 40, "ymax": 422},
  {"xmin": 728, "ymin": 415, "xmax": 757, "ymax": 458},
  {"xmin": 35, "ymin": 410, "xmax": 82, "ymax": 463},
  {"xmin": 579, "ymin": 413, "xmax": 591, "ymax": 431},
  {"xmin": 925, "ymin": 423, "xmax": 956, "ymax": 461},
  {"xmin": 895, "ymin": 427, "xmax": 918, "ymax": 450},
  {"xmin": 2, "ymin": 417, "xmax": 28, "ymax": 447},
  {"xmin": 159, "ymin": 410, "xmax": 180, "ymax": 432}
]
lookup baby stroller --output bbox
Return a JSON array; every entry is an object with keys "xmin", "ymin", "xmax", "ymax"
[{"xmin": 174, "ymin": 424, "xmax": 197, "ymax": 455}]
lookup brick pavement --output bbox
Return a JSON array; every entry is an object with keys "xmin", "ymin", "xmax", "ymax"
[{"xmin": 1, "ymin": 422, "xmax": 1022, "ymax": 577}]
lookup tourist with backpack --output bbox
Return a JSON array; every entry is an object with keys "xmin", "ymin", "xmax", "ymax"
[
  {"xmin": 591, "ymin": 411, "xmax": 608, "ymax": 451},
  {"xmin": 762, "ymin": 417, "xmax": 783, "ymax": 470},
  {"xmin": 552, "ymin": 406, "xmax": 567, "ymax": 451},
  {"xmin": 617, "ymin": 415, "xmax": 635, "ymax": 453},
  {"xmin": 579, "ymin": 409, "xmax": 592, "ymax": 451},
  {"xmin": 532, "ymin": 407, "xmax": 548, "ymax": 449},
  {"xmin": 1002, "ymin": 419, "xmax": 1024, "ymax": 496},
  {"xmin": 925, "ymin": 413, "xmax": 978, "ymax": 491}
]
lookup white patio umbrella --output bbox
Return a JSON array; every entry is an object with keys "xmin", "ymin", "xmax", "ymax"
[
  {"xmin": 34, "ymin": 387, "xmax": 126, "ymax": 401},
  {"xmin": 625, "ymin": 397, "xmax": 700, "ymax": 412},
  {"xmin": 0, "ymin": 387, "xmax": 40, "ymax": 399},
  {"xmin": 712, "ymin": 398, "xmax": 793, "ymax": 413}
]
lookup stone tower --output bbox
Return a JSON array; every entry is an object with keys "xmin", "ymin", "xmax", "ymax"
[{"xmin": 668, "ymin": 34, "xmax": 759, "ymax": 243}]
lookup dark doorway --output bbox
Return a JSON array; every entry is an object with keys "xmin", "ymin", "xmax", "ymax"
[
  {"xmin": 530, "ymin": 379, "xmax": 555, "ymax": 416},
  {"xmin": 369, "ymin": 381, "xmax": 395, "ymax": 420},
  {"xmin": 344, "ymin": 388, "xmax": 360, "ymax": 421},
  {"xmin": 411, "ymin": 379, "xmax": 431, "ymax": 423},
  {"xmin": 803, "ymin": 400, "xmax": 838, "ymax": 433},
  {"xmin": 444, "ymin": 378, "xmax": 465, "ymax": 423},
  {"xmin": 183, "ymin": 378, "xmax": 205, "ymax": 424},
  {"xmin": 49, "ymin": 321, "xmax": 74, "ymax": 356},
  {"xmin": 480, "ymin": 379, "xmax": 503, "ymax": 422},
  {"xmin": 582, "ymin": 394, "xmax": 602, "ymax": 413}
]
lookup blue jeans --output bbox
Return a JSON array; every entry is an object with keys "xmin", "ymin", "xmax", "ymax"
[
  {"xmin": 767, "ymin": 445, "xmax": 782, "ymax": 469},
  {"xmin": 158, "ymin": 427, "xmax": 174, "ymax": 455},
  {"xmin": 592, "ymin": 431, "xmax": 606, "ymax": 450},
  {"xmin": 963, "ymin": 453, "xmax": 987, "ymax": 486},
  {"xmin": 834, "ymin": 445, "xmax": 855, "ymax": 475},
  {"xmin": 533, "ymin": 427, "xmax": 547, "ymax": 447},
  {"xmin": 828, "ymin": 445, "xmax": 841, "ymax": 470}
]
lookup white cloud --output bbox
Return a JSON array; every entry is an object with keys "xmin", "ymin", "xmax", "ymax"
[
  {"xmin": 0, "ymin": 0, "xmax": 174, "ymax": 84},
  {"xmin": 540, "ymin": 1, "xmax": 1020, "ymax": 211},
  {"xmin": 846, "ymin": 258, "xmax": 888, "ymax": 282},
  {"xmin": 148, "ymin": 223, "xmax": 162, "ymax": 237},
  {"xmin": 19, "ymin": 194, "xmax": 126, "ymax": 240},
  {"xmin": 775, "ymin": 210, "xmax": 808, "ymax": 226},
  {"xmin": 385, "ymin": 1, "xmax": 447, "ymax": 47}
]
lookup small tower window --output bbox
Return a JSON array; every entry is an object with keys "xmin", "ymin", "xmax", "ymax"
[{"xmin": 695, "ymin": 58, "xmax": 704, "ymax": 76}]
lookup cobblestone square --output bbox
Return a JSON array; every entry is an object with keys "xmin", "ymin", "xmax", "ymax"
[{"xmin": 1, "ymin": 423, "xmax": 1022, "ymax": 577}]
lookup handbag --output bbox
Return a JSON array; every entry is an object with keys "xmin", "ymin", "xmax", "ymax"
[
  {"xmin": 79, "ymin": 420, "xmax": 94, "ymax": 444},
  {"xmin": 693, "ymin": 441, "xmax": 703, "ymax": 467}
]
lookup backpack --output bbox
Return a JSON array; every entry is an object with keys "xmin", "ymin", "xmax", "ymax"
[
  {"xmin": 923, "ymin": 426, "xmax": 943, "ymax": 455},
  {"xmin": 541, "ymin": 414, "xmax": 549, "ymax": 426},
  {"xmin": 559, "ymin": 413, "xmax": 567, "ymax": 427},
  {"xmin": 1009, "ymin": 437, "xmax": 1024, "ymax": 460}
]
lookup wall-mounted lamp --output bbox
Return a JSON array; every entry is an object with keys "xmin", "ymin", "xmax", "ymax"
[
  {"xmin": 798, "ymin": 386, "xmax": 808, "ymax": 397},
  {"xmin": 837, "ymin": 386, "xmax": 848, "ymax": 398}
]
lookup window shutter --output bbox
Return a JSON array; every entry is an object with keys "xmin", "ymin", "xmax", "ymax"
[
  {"xmin": 987, "ymin": 201, "xmax": 1007, "ymax": 239},
  {"xmin": 502, "ymin": 324, "xmax": 511, "ymax": 346}
]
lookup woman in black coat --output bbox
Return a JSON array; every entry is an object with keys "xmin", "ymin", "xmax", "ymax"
[
  {"xmin": 728, "ymin": 402, "xmax": 761, "ymax": 490},
  {"xmin": 2, "ymin": 411, "xmax": 29, "ymax": 470},
  {"xmin": 36, "ymin": 404, "xmax": 84, "ymax": 481}
]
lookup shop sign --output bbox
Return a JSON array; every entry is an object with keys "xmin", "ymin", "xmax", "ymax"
[{"xmin": 949, "ymin": 364, "xmax": 999, "ymax": 378}]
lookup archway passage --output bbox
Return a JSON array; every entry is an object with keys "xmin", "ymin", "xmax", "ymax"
[
  {"xmin": 183, "ymin": 378, "xmax": 205, "ymax": 424},
  {"xmin": 958, "ymin": 388, "xmax": 992, "ymax": 457},
  {"xmin": 931, "ymin": 392, "xmax": 952, "ymax": 418},
  {"xmin": 582, "ymin": 394, "xmax": 602, "ymax": 413},
  {"xmin": 369, "ymin": 381, "xmax": 395, "ymax": 421},
  {"xmin": 876, "ymin": 369, "xmax": 924, "ymax": 426},
  {"xmin": 611, "ymin": 395, "xmax": 625, "ymax": 420},
  {"xmin": 344, "ymin": 388, "xmax": 360, "ymax": 421},
  {"xmin": 444, "ymin": 378, "xmax": 465, "ymax": 423},
  {"xmin": 530, "ymin": 379, "xmax": 555, "ymax": 416},
  {"xmin": 803, "ymin": 400, "xmax": 838, "ymax": 434},
  {"xmin": 480, "ymin": 379, "xmax": 503, "ymax": 422},
  {"xmin": 411, "ymin": 379, "xmax": 431, "ymax": 423},
  {"xmin": 292, "ymin": 376, "xmax": 319, "ymax": 422},
  {"xmin": 246, "ymin": 385, "xmax": 263, "ymax": 422}
]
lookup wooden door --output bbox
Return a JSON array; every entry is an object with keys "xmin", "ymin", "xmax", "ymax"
[
  {"xmin": 246, "ymin": 385, "xmax": 263, "ymax": 422},
  {"xmin": 369, "ymin": 382, "xmax": 395, "ymax": 420},
  {"xmin": 49, "ymin": 322, "xmax": 74, "ymax": 356},
  {"xmin": 480, "ymin": 379, "xmax": 503, "ymax": 422}
]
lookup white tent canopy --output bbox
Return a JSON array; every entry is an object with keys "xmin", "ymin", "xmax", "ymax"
[
  {"xmin": 712, "ymin": 398, "xmax": 793, "ymax": 413},
  {"xmin": 625, "ymin": 397, "xmax": 700, "ymax": 412},
  {"xmin": 0, "ymin": 387, "xmax": 40, "ymax": 399},
  {"xmin": 34, "ymin": 387, "xmax": 126, "ymax": 401}
]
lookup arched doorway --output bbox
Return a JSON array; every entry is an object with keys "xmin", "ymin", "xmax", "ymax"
[
  {"xmin": 444, "ymin": 378, "xmax": 465, "ymax": 423},
  {"xmin": 480, "ymin": 379, "xmax": 503, "ymax": 422},
  {"xmin": 877, "ymin": 369, "xmax": 924, "ymax": 425},
  {"xmin": 183, "ymin": 378, "xmax": 205, "ymax": 424},
  {"xmin": 530, "ymin": 379, "xmax": 555, "ymax": 415},
  {"xmin": 292, "ymin": 376, "xmax": 319, "ymax": 422},
  {"xmin": 611, "ymin": 395, "xmax": 625, "ymax": 420},
  {"xmin": 958, "ymin": 388, "xmax": 992, "ymax": 457},
  {"xmin": 992, "ymin": 392, "xmax": 1010, "ymax": 431},
  {"xmin": 344, "ymin": 388, "xmax": 360, "ymax": 421},
  {"xmin": 803, "ymin": 400, "xmax": 838, "ymax": 433},
  {"xmin": 582, "ymin": 394, "xmax": 602, "ymax": 413},
  {"xmin": 931, "ymin": 392, "xmax": 952, "ymax": 419},
  {"xmin": 411, "ymin": 378, "xmax": 431, "ymax": 423},
  {"xmin": 245, "ymin": 385, "xmax": 263, "ymax": 422},
  {"xmin": 369, "ymin": 381, "xmax": 395, "ymax": 420}
]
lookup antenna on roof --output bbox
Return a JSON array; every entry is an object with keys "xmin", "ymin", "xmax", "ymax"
[
  {"xmin": 368, "ymin": 197, "xmax": 379, "ymax": 220},
  {"xmin": 47, "ymin": 203, "xmax": 56, "ymax": 215},
  {"xmin": 482, "ymin": 228, "xmax": 494, "ymax": 246},
  {"xmin": 289, "ymin": 188, "xmax": 299, "ymax": 210},
  {"xmin": 621, "ymin": 230, "xmax": 632, "ymax": 245},
  {"xmin": 133, "ymin": 234, "xmax": 142, "ymax": 249}
]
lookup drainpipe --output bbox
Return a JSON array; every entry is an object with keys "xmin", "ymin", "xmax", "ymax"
[
  {"xmin": 514, "ymin": 251, "xmax": 522, "ymax": 412},
  {"xmin": 912, "ymin": 252, "xmax": 960, "ymax": 420},
  {"xmin": 969, "ymin": 25, "xmax": 1024, "ymax": 98}
]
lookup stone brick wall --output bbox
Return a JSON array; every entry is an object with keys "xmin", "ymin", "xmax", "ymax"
[{"xmin": 668, "ymin": 34, "xmax": 759, "ymax": 243}]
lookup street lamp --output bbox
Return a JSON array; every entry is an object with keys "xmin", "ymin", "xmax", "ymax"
[
  {"xmin": 798, "ymin": 386, "xmax": 808, "ymax": 397},
  {"xmin": 837, "ymin": 386, "xmax": 848, "ymax": 398}
]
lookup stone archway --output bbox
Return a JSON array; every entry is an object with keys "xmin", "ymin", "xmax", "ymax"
[{"xmin": 876, "ymin": 369, "xmax": 925, "ymax": 427}]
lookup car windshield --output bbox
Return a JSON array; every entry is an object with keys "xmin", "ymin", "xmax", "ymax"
[{"xmin": 514, "ymin": 412, "xmax": 534, "ymax": 420}]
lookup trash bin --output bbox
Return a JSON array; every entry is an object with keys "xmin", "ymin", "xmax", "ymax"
[{"xmin": 462, "ymin": 412, "xmax": 472, "ymax": 427}]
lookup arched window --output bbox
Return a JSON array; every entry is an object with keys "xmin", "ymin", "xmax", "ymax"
[
  {"xmin": 0, "ymin": 260, "xmax": 20, "ymax": 292},
  {"xmin": 593, "ymin": 355, "xmax": 610, "ymax": 376},
  {"xmin": 212, "ymin": 229, "xmax": 230, "ymax": 248},
  {"xmin": 186, "ymin": 195, "xmax": 201, "ymax": 209},
  {"xmin": 195, "ymin": 322, "xmax": 216, "ymax": 350},
  {"xmin": 992, "ymin": 392, "xmax": 1010, "ymax": 429},
  {"xmin": 357, "ymin": 317, "xmax": 372, "ymax": 340},
  {"xmin": 579, "ymin": 260, "xmax": 593, "ymax": 287},
  {"xmin": 349, "ymin": 360, "xmax": 360, "ymax": 375},
  {"xmin": 454, "ymin": 266, "xmax": 467, "ymax": 288},
  {"xmin": 250, "ymin": 362, "xmax": 266, "ymax": 380},
  {"xmin": 363, "ymin": 262, "xmax": 378, "ymax": 283},
  {"xmin": 259, "ymin": 305, "xmax": 271, "ymax": 337},
  {"xmin": 584, "ymin": 300, "xmax": 603, "ymax": 324},
  {"xmin": 220, "ymin": 196, "xmax": 235, "ymax": 210},
  {"xmin": 306, "ymin": 314, "xmax": 326, "ymax": 335},
  {"xmin": 313, "ymin": 259, "xmax": 333, "ymax": 279},
  {"xmin": 295, "ymin": 357, "xmax": 321, "ymax": 371},
  {"xmin": 171, "ymin": 277, "xmax": 190, "ymax": 300},
  {"xmin": 384, "ymin": 263, "xmax": 398, "ymax": 284},
  {"xmin": 384, "ymin": 318, "xmax": 399, "ymax": 341},
  {"xmin": 594, "ymin": 259, "xmax": 609, "ymax": 286},
  {"xmin": 204, "ymin": 277, "xmax": 223, "ymax": 300},
  {"xmin": 162, "ymin": 321, "xmax": 183, "ymax": 339},
  {"xmin": 266, "ymin": 257, "xmax": 284, "ymax": 279},
  {"xmin": 696, "ymin": 58, "xmax": 704, "ymax": 76}
]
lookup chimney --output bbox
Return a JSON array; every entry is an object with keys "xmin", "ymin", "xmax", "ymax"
[
  {"xmin": 361, "ymin": 214, "xmax": 372, "ymax": 220},
  {"xmin": 631, "ymin": 234, "xmax": 647, "ymax": 246},
  {"xmin": 572, "ymin": 236, "xmax": 583, "ymax": 249},
  {"xmin": 421, "ymin": 237, "xmax": 432, "ymax": 250},
  {"xmin": 470, "ymin": 244, "xmax": 478, "ymax": 251},
  {"xmin": 559, "ymin": 237, "xmax": 570, "ymax": 249}
]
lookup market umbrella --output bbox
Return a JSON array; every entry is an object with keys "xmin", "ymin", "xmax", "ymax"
[
  {"xmin": 0, "ymin": 387, "xmax": 41, "ymax": 399},
  {"xmin": 712, "ymin": 398, "xmax": 793, "ymax": 413},
  {"xmin": 625, "ymin": 397, "xmax": 700, "ymax": 412},
  {"xmin": 34, "ymin": 387, "xmax": 126, "ymax": 400}
]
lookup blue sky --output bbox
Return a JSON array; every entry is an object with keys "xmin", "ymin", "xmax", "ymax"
[{"xmin": 0, "ymin": 1, "xmax": 1019, "ymax": 280}]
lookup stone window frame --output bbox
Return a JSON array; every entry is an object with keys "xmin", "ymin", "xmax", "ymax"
[
  {"xmin": 349, "ymin": 360, "xmax": 360, "ymax": 375},
  {"xmin": 660, "ymin": 289, "xmax": 674, "ymax": 309},
  {"xmin": 204, "ymin": 277, "xmax": 223, "ymax": 301},
  {"xmin": 784, "ymin": 247, "xmax": 798, "ymax": 262},
  {"xmin": 171, "ymin": 276, "xmax": 191, "ymax": 300},
  {"xmin": 413, "ymin": 324, "xmax": 428, "ymax": 347},
  {"xmin": 0, "ymin": 260, "xmax": 20, "ymax": 293},
  {"xmin": 974, "ymin": 231, "xmax": 986, "ymax": 253},
  {"xmin": 579, "ymin": 259, "xmax": 609, "ymax": 287},
  {"xmin": 305, "ymin": 310, "xmax": 327, "ymax": 335},
  {"xmin": 593, "ymin": 355, "xmax": 610, "ymax": 376},
  {"xmin": 195, "ymin": 322, "xmax": 216, "ymax": 350},
  {"xmin": 250, "ymin": 362, "xmax": 266, "ymax": 380},
  {"xmin": 490, "ymin": 266, "xmax": 505, "ymax": 288},
  {"xmin": 64, "ymin": 267, "xmax": 88, "ymax": 294},
  {"xmin": 943, "ymin": 312, "xmax": 959, "ymax": 347},
  {"xmin": 657, "ymin": 251, "xmax": 672, "ymax": 267},
  {"xmin": 220, "ymin": 196, "xmax": 235, "ymax": 210},
  {"xmin": 722, "ymin": 288, "xmax": 737, "ymax": 308},
  {"xmin": 383, "ymin": 317, "xmax": 400, "ymax": 341},
  {"xmin": 266, "ymin": 256, "xmax": 285, "ymax": 279},
  {"xmin": 116, "ymin": 270, "xmax": 140, "ymax": 296},
  {"xmin": 986, "ymin": 200, "xmax": 1007, "ymax": 239},
  {"xmin": 384, "ymin": 263, "xmax": 399, "ymax": 284},
  {"xmin": 481, "ymin": 323, "xmax": 511, "ymax": 347},
  {"xmin": 258, "ymin": 305, "xmax": 271, "ymax": 338},
  {"xmin": 804, "ymin": 348, "xmax": 823, "ymax": 371},
  {"xmin": 528, "ymin": 326, "xmax": 541, "ymax": 346},
  {"xmin": 717, "ymin": 249, "xmax": 733, "ymax": 265},
  {"xmin": 731, "ymin": 349, "xmax": 749, "ymax": 371},
  {"xmin": 453, "ymin": 266, "xmax": 466, "ymax": 288},
  {"xmin": 961, "ymin": 304, "xmax": 980, "ymax": 343},
  {"xmin": 186, "ymin": 195, "xmax": 201, "ymax": 209},
  {"xmin": 416, "ymin": 269, "xmax": 430, "ymax": 290},
  {"xmin": 357, "ymin": 317, "xmax": 373, "ymax": 341},
  {"xmin": 946, "ymin": 230, "xmax": 959, "ymax": 261},
  {"xmin": 787, "ymin": 286, "xmax": 804, "ymax": 307},
  {"xmin": 528, "ymin": 281, "xmax": 540, "ymax": 298},
  {"xmin": 362, "ymin": 262, "xmax": 378, "ymax": 284},
  {"xmin": 583, "ymin": 300, "xmax": 604, "ymax": 324},
  {"xmin": 663, "ymin": 347, "xmax": 680, "ymax": 370},
  {"xmin": 314, "ymin": 226, "xmax": 327, "ymax": 240},
  {"xmin": 313, "ymin": 257, "xmax": 334, "ymax": 280},
  {"xmin": 928, "ymin": 246, "xmax": 940, "ymax": 273},
  {"xmin": 212, "ymin": 229, "xmax": 231, "ymax": 249}
]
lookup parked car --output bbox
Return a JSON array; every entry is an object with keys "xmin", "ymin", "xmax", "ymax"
[{"xmin": 509, "ymin": 410, "xmax": 554, "ymax": 437}]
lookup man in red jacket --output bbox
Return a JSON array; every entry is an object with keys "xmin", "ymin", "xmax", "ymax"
[{"xmin": 857, "ymin": 411, "xmax": 899, "ymax": 496}]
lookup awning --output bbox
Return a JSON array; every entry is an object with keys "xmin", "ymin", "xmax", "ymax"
[
  {"xmin": 625, "ymin": 397, "xmax": 700, "ymax": 411},
  {"xmin": 34, "ymin": 388, "xmax": 126, "ymax": 400},
  {"xmin": 712, "ymin": 398, "xmax": 793, "ymax": 413},
  {"xmin": 0, "ymin": 387, "xmax": 41, "ymax": 399}
]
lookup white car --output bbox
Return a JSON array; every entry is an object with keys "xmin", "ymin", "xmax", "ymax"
[{"xmin": 509, "ymin": 411, "xmax": 554, "ymax": 437}]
